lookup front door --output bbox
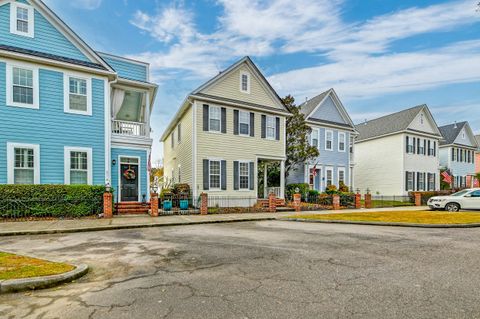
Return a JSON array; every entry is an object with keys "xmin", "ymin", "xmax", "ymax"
[{"xmin": 120, "ymin": 163, "xmax": 139, "ymax": 202}]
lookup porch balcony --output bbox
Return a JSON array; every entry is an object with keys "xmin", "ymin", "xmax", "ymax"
[{"xmin": 112, "ymin": 120, "xmax": 147, "ymax": 137}]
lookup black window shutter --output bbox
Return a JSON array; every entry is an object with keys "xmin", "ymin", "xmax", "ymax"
[
  {"xmin": 413, "ymin": 172, "xmax": 416, "ymax": 191},
  {"xmin": 416, "ymin": 172, "xmax": 420, "ymax": 191},
  {"xmin": 275, "ymin": 117, "xmax": 280, "ymax": 140},
  {"xmin": 452, "ymin": 148, "xmax": 454, "ymax": 161},
  {"xmin": 434, "ymin": 141, "xmax": 436, "ymax": 156},
  {"xmin": 433, "ymin": 173, "xmax": 436, "ymax": 190},
  {"xmin": 221, "ymin": 160, "xmax": 227, "ymax": 190},
  {"xmin": 428, "ymin": 140, "xmax": 431, "ymax": 155},
  {"xmin": 250, "ymin": 113, "xmax": 255, "ymax": 137},
  {"xmin": 261, "ymin": 115, "xmax": 266, "ymax": 138},
  {"xmin": 423, "ymin": 140, "xmax": 427, "ymax": 155},
  {"xmin": 233, "ymin": 161, "xmax": 239, "ymax": 190},
  {"xmin": 406, "ymin": 136, "xmax": 409, "ymax": 153},
  {"xmin": 413, "ymin": 138, "xmax": 416, "ymax": 154},
  {"xmin": 203, "ymin": 159, "xmax": 209, "ymax": 190},
  {"xmin": 221, "ymin": 107, "xmax": 227, "ymax": 134},
  {"xmin": 249, "ymin": 162, "xmax": 254, "ymax": 190},
  {"xmin": 405, "ymin": 172, "xmax": 409, "ymax": 191},
  {"xmin": 417, "ymin": 138, "xmax": 420, "ymax": 154},
  {"xmin": 233, "ymin": 110, "xmax": 239, "ymax": 135},
  {"xmin": 203, "ymin": 105, "xmax": 209, "ymax": 131}
]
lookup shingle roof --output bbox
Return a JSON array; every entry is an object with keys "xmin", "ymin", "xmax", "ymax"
[
  {"xmin": 438, "ymin": 122, "xmax": 467, "ymax": 146},
  {"xmin": 355, "ymin": 104, "xmax": 430, "ymax": 142},
  {"xmin": 0, "ymin": 44, "xmax": 108, "ymax": 71},
  {"xmin": 299, "ymin": 89, "xmax": 331, "ymax": 117},
  {"xmin": 476, "ymin": 135, "xmax": 480, "ymax": 148}
]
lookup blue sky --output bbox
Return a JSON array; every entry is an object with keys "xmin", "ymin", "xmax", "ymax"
[{"xmin": 45, "ymin": 0, "xmax": 480, "ymax": 164}]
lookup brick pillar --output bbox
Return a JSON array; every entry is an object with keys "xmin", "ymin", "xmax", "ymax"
[
  {"xmin": 414, "ymin": 193, "xmax": 422, "ymax": 206},
  {"xmin": 103, "ymin": 192, "xmax": 113, "ymax": 219},
  {"xmin": 200, "ymin": 193, "xmax": 208, "ymax": 215},
  {"xmin": 268, "ymin": 193, "xmax": 277, "ymax": 213},
  {"xmin": 293, "ymin": 193, "xmax": 301, "ymax": 213},
  {"xmin": 364, "ymin": 194, "xmax": 372, "ymax": 209},
  {"xmin": 150, "ymin": 193, "xmax": 159, "ymax": 217},
  {"xmin": 332, "ymin": 195, "xmax": 340, "ymax": 210},
  {"xmin": 355, "ymin": 193, "xmax": 361, "ymax": 209}
]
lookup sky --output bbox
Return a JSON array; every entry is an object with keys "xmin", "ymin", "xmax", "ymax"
[{"xmin": 44, "ymin": 0, "xmax": 480, "ymax": 165}]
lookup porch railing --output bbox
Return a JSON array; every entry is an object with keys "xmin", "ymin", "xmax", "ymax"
[
  {"xmin": 112, "ymin": 120, "xmax": 147, "ymax": 137},
  {"xmin": 265, "ymin": 187, "xmax": 282, "ymax": 198}
]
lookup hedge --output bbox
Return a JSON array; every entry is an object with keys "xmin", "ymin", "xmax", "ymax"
[
  {"xmin": 286, "ymin": 183, "xmax": 310, "ymax": 200},
  {"xmin": 408, "ymin": 190, "xmax": 456, "ymax": 205},
  {"xmin": 0, "ymin": 185, "xmax": 107, "ymax": 219}
]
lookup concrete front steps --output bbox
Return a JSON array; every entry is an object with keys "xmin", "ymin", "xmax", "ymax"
[{"xmin": 115, "ymin": 202, "xmax": 151, "ymax": 215}]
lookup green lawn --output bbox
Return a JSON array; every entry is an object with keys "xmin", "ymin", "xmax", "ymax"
[
  {"xmin": 360, "ymin": 200, "xmax": 414, "ymax": 207},
  {"xmin": 288, "ymin": 211, "xmax": 480, "ymax": 225},
  {"xmin": 0, "ymin": 252, "xmax": 74, "ymax": 280}
]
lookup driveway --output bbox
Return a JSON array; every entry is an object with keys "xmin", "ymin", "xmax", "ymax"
[{"xmin": 0, "ymin": 221, "xmax": 479, "ymax": 318}]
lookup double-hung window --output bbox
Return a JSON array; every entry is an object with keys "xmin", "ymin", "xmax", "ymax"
[
  {"xmin": 338, "ymin": 132, "xmax": 346, "ymax": 152},
  {"xmin": 7, "ymin": 64, "xmax": 39, "ymax": 109},
  {"xmin": 428, "ymin": 173, "xmax": 435, "ymax": 191},
  {"xmin": 209, "ymin": 160, "xmax": 221, "ymax": 189},
  {"xmin": 311, "ymin": 128, "xmax": 319, "ymax": 148},
  {"xmin": 65, "ymin": 147, "xmax": 92, "ymax": 185},
  {"xmin": 406, "ymin": 172, "xmax": 414, "ymax": 191},
  {"xmin": 418, "ymin": 139, "xmax": 425, "ymax": 155},
  {"xmin": 209, "ymin": 106, "xmax": 221, "ymax": 132},
  {"xmin": 338, "ymin": 168, "xmax": 345, "ymax": 185},
  {"xmin": 266, "ymin": 116, "xmax": 276, "ymax": 140},
  {"xmin": 326, "ymin": 168, "xmax": 333, "ymax": 187},
  {"xmin": 406, "ymin": 136, "xmax": 414, "ymax": 153},
  {"xmin": 325, "ymin": 130, "xmax": 333, "ymax": 151},
  {"xmin": 10, "ymin": 2, "xmax": 34, "ymax": 37},
  {"xmin": 418, "ymin": 172, "xmax": 425, "ymax": 191},
  {"xmin": 239, "ymin": 162, "xmax": 250, "ymax": 190},
  {"xmin": 7, "ymin": 143, "xmax": 40, "ymax": 184},
  {"xmin": 240, "ymin": 72, "xmax": 250, "ymax": 93},
  {"xmin": 239, "ymin": 111, "xmax": 250, "ymax": 135},
  {"xmin": 64, "ymin": 75, "xmax": 92, "ymax": 115}
]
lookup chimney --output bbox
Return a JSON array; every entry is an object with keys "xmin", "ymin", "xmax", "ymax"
[{"xmin": 454, "ymin": 121, "xmax": 458, "ymax": 129}]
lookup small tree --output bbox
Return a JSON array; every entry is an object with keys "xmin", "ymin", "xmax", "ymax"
[{"xmin": 283, "ymin": 95, "xmax": 319, "ymax": 177}]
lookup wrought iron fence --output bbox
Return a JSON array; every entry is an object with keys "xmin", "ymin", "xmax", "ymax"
[
  {"xmin": 207, "ymin": 196, "xmax": 262, "ymax": 214},
  {"xmin": 369, "ymin": 195, "xmax": 414, "ymax": 208},
  {"xmin": 0, "ymin": 198, "xmax": 102, "ymax": 222},
  {"xmin": 159, "ymin": 195, "xmax": 199, "ymax": 215}
]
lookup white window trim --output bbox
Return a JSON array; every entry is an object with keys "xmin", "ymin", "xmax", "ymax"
[
  {"xmin": 338, "ymin": 132, "xmax": 346, "ymax": 152},
  {"xmin": 325, "ymin": 166, "xmax": 334, "ymax": 187},
  {"xmin": 208, "ymin": 105, "xmax": 221, "ymax": 133},
  {"xmin": 64, "ymin": 73, "xmax": 92, "ymax": 116},
  {"xmin": 240, "ymin": 71, "xmax": 251, "ymax": 94},
  {"xmin": 311, "ymin": 128, "xmax": 320, "ymax": 149},
  {"xmin": 239, "ymin": 111, "xmax": 250, "ymax": 136},
  {"xmin": 325, "ymin": 130, "xmax": 333, "ymax": 151},
  {"xmin": 406, "ymin": 172, "xmax": 414, "ymax": 191},
  {"xmin": 7, "ymin": 142, "xmax": 40, "ymax": 184},
  {"xmin": 238, "ymin": 160, "xmax": 251, "ymax": 191},
  {"xmin": 209, "ymin": 159, "xmax": 222, "ymax": 191},
  {"xmin": 337, "ymin": 167, "xmax": 346, "ymax": 187},
  {"xmin": 6, "ymin": 62, "xmax": 39, "ymax": 109},
  {"xmin": 64, "ymin": 147, "xmax": 93, "ymax": 185},
  {"xmin": 10, "ymin": 2, "xmax": 34, "ymax": 38},
  {"xmin": 266, "ymin": 115, "xmax": 276, "ymax": 140}
]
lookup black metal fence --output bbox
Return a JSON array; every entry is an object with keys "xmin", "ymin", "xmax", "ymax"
[
  {"xmin": 207, "ymin": 196, "xmax": 262, "ymax": 214},
  {"xmin": 0, "ymin": 198, "xmax": 102, "ymax": 222},
  {"xmin": 159, "ymin": 196, "xmax": 199, "ymax": 215},
  {"xmin": 368, "ymin": 195, "xmax": 414, "ymax": 208}
]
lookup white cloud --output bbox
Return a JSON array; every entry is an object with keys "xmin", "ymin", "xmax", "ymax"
[{"xmin": 71, "ymin": 0, "xmax": 102, "ymax": 10}]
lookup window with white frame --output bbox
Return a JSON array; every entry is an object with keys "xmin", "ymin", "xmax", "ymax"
[
  {"xmin": 7, "ymin": 143, "xmax": 39, "ymax": 185},
  {"xmin": 64, "ymin": 74, "xmax": 91, "ymax": 115},
  {"xmin": 407, "ymin": 136, "xmax": 414, "ymax": 153},
  {"xmin": 239, "ymin": 111, "xmax": 250, "ymax": 135},
  {"xmin": 418, "ymin": 172, "xmax": 425, "ymax": 191},
  {"xmin": 326, "ymin": 168, "xmax": 333, "ymax": 187},
  {"xmin": 266, "ymin": 116, "xmax": 276, "ymax": 139},
  {"xmin": 406, "ymin": 172, "xmax": 414, "ymax": 191},
  {"xmin": 418, "ymin": 139, "xmax": 425, "ymax": 155},
  {"xmin": 452, "ymin": 148, "xmax": 457, "ymax": 161},
  {"xmin": 65, "ymin": 147, "xmax": 92, "ymax": 185},
  {"xmin": 7, "ymin": 64, "xmax": 39, "ymax": 109},
  {"xmin": 240, "ymin": 72, "xmax": 250, "ymax": 93},
  {"xmin": 10, "ymin": 2, "xmax": 34, "ymax": 37},
  {"xmin": 239, "ymin": 162, "xmax": 250, "ymax": 190},
  {"xmin": 209, "ymin": 160, "xmax": 221, "ymax": 189},
  {"xmin": 209, "ymin": 106, "xmax": 221, "ymax": 132},
  {"xmin": 338, "ymin": 168, "xmax": 345, "ymax": 185},
  {"xmin": 428, "ymin": 173, "xmax": 435, "ymax": 191},
  {"xmin": 338, "ymin": 132, "xmax": 346, "ymax": 152},
  {"xmin": 311, "ymin": 128, "xmax": 319, "ymax": 148},
  {"xmin": 325, "ymin": 130, "xmax": 333, "ymax": 151}
]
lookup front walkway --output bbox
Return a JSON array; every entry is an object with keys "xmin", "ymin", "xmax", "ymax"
[{"xmin": 0, "ymin": 206, "xmax": 428, "ymax": 236}]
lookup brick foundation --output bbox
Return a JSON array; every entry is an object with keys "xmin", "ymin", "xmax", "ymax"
[
  {"xmin": 200, "ymin": 193, "xmax": 208, "ymax": 215},
  {"xmin": 103, "ymin": 192, "xmax": 113, "ymax": 219},
  {"xmin": 364, "ymin": 194, "xmax": 372, "ymax": 209}
]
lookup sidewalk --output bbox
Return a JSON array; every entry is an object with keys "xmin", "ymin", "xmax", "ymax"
[{"xmin": 0, "ymin": 206, "xmax": 428, "ymax": 236}]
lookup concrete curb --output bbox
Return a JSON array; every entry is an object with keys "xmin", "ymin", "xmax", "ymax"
[
  {"xmin": 0, "ymin": 264, "xmax": 89, "ymax": 294},
  {"xmin": 0, "ymin": 217, "xmax": 277, "ymax": 237},
  {"xmin": 279, "ymin": 218, "xmax": 480, "ymax": 228}
]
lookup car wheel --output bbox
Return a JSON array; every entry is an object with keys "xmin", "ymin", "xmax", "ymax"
[{"xmin": 445, "ymin": 203, "xmax": 460, "ymax": 212}]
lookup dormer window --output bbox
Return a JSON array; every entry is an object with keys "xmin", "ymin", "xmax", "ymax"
[
  {"xmin": 240, "ymin": 72, "xmax": 250, "ymax": 93},
  {"xmin": 420, "ymin": 114, "xmax": 424, "ymax": 125},
  {"xmin": 10, "ymin": 2, "xmax": 34, "ymax": 38},
  {"xmin": 462, "ymin": 130, "xmax": 466, "ymax": 139}
]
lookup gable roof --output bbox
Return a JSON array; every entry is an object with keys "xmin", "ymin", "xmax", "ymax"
[
  {"xmin": 299, "ymin": 88, "xmax": 356, "ymax": 130},
  {"xmin": 476, "ymin": 135, "xmax": 480, "ymax": 148},
  {"xmin": 0, "ymin": 0, "xmax": 114, "ymax": 72},
  {"xmin": 439, "ymin": 121, "xmax": 479, "ymax": 148},
  {"xmin": 355, "ymin": 104, "xmax": 441, "ymax": 142}
]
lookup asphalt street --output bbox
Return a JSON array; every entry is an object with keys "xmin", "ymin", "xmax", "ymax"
[{"xmin": 0, "ymin": 220, "xmax": 479, "ymax": 318}]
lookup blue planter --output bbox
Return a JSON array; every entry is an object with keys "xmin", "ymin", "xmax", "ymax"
[
  {"xmin": 163, "ymin": 200, "xmax": 172, "ymax": 211},
  {"xmin": 179, "ymin": 200, "xmax": 189, "ymax": 210}
]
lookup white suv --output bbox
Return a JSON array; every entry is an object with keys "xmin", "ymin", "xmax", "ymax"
[{"xmin": 427, "ymin": 189, "xmax": 480, "ymax": 212}]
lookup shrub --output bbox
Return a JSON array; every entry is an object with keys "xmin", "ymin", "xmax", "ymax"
[
  {"xmin": 173, "ymin": 183, "xmax": 191, "ymax": 195},
  {"xmin": 286, "ymin": 183, "xmax": 310, "ymax": 199},
  {"xmin": 325, "ymin": 185, "xmax": 338, "ymax": 195},
  {"xmin": 408, "ymin": 190, "xmax": 456, "ymax": 205},
  {"xmin": 0, "ymin": 185, "xmax": 106, "ymax": 219},
  {"xmin": 338, "ymin": 182, "xmax": 349, "ymax": 193}
]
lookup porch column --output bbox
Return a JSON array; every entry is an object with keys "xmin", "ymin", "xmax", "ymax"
[
  {"xmin": 264, "ymin": 163, "xmax": 268, "ymax": 198},
  {"xmin": 280, "ymin": 160, "xmax": 285, "ymax": 199}
]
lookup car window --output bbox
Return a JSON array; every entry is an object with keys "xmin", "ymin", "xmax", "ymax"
[
  {"xmin": 469, "ymin": 190, "xmax": 480, "ymax": 198},
  {"xmin": 451, "ymin": 190, "xmax": 470, "ymax": 197}
]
